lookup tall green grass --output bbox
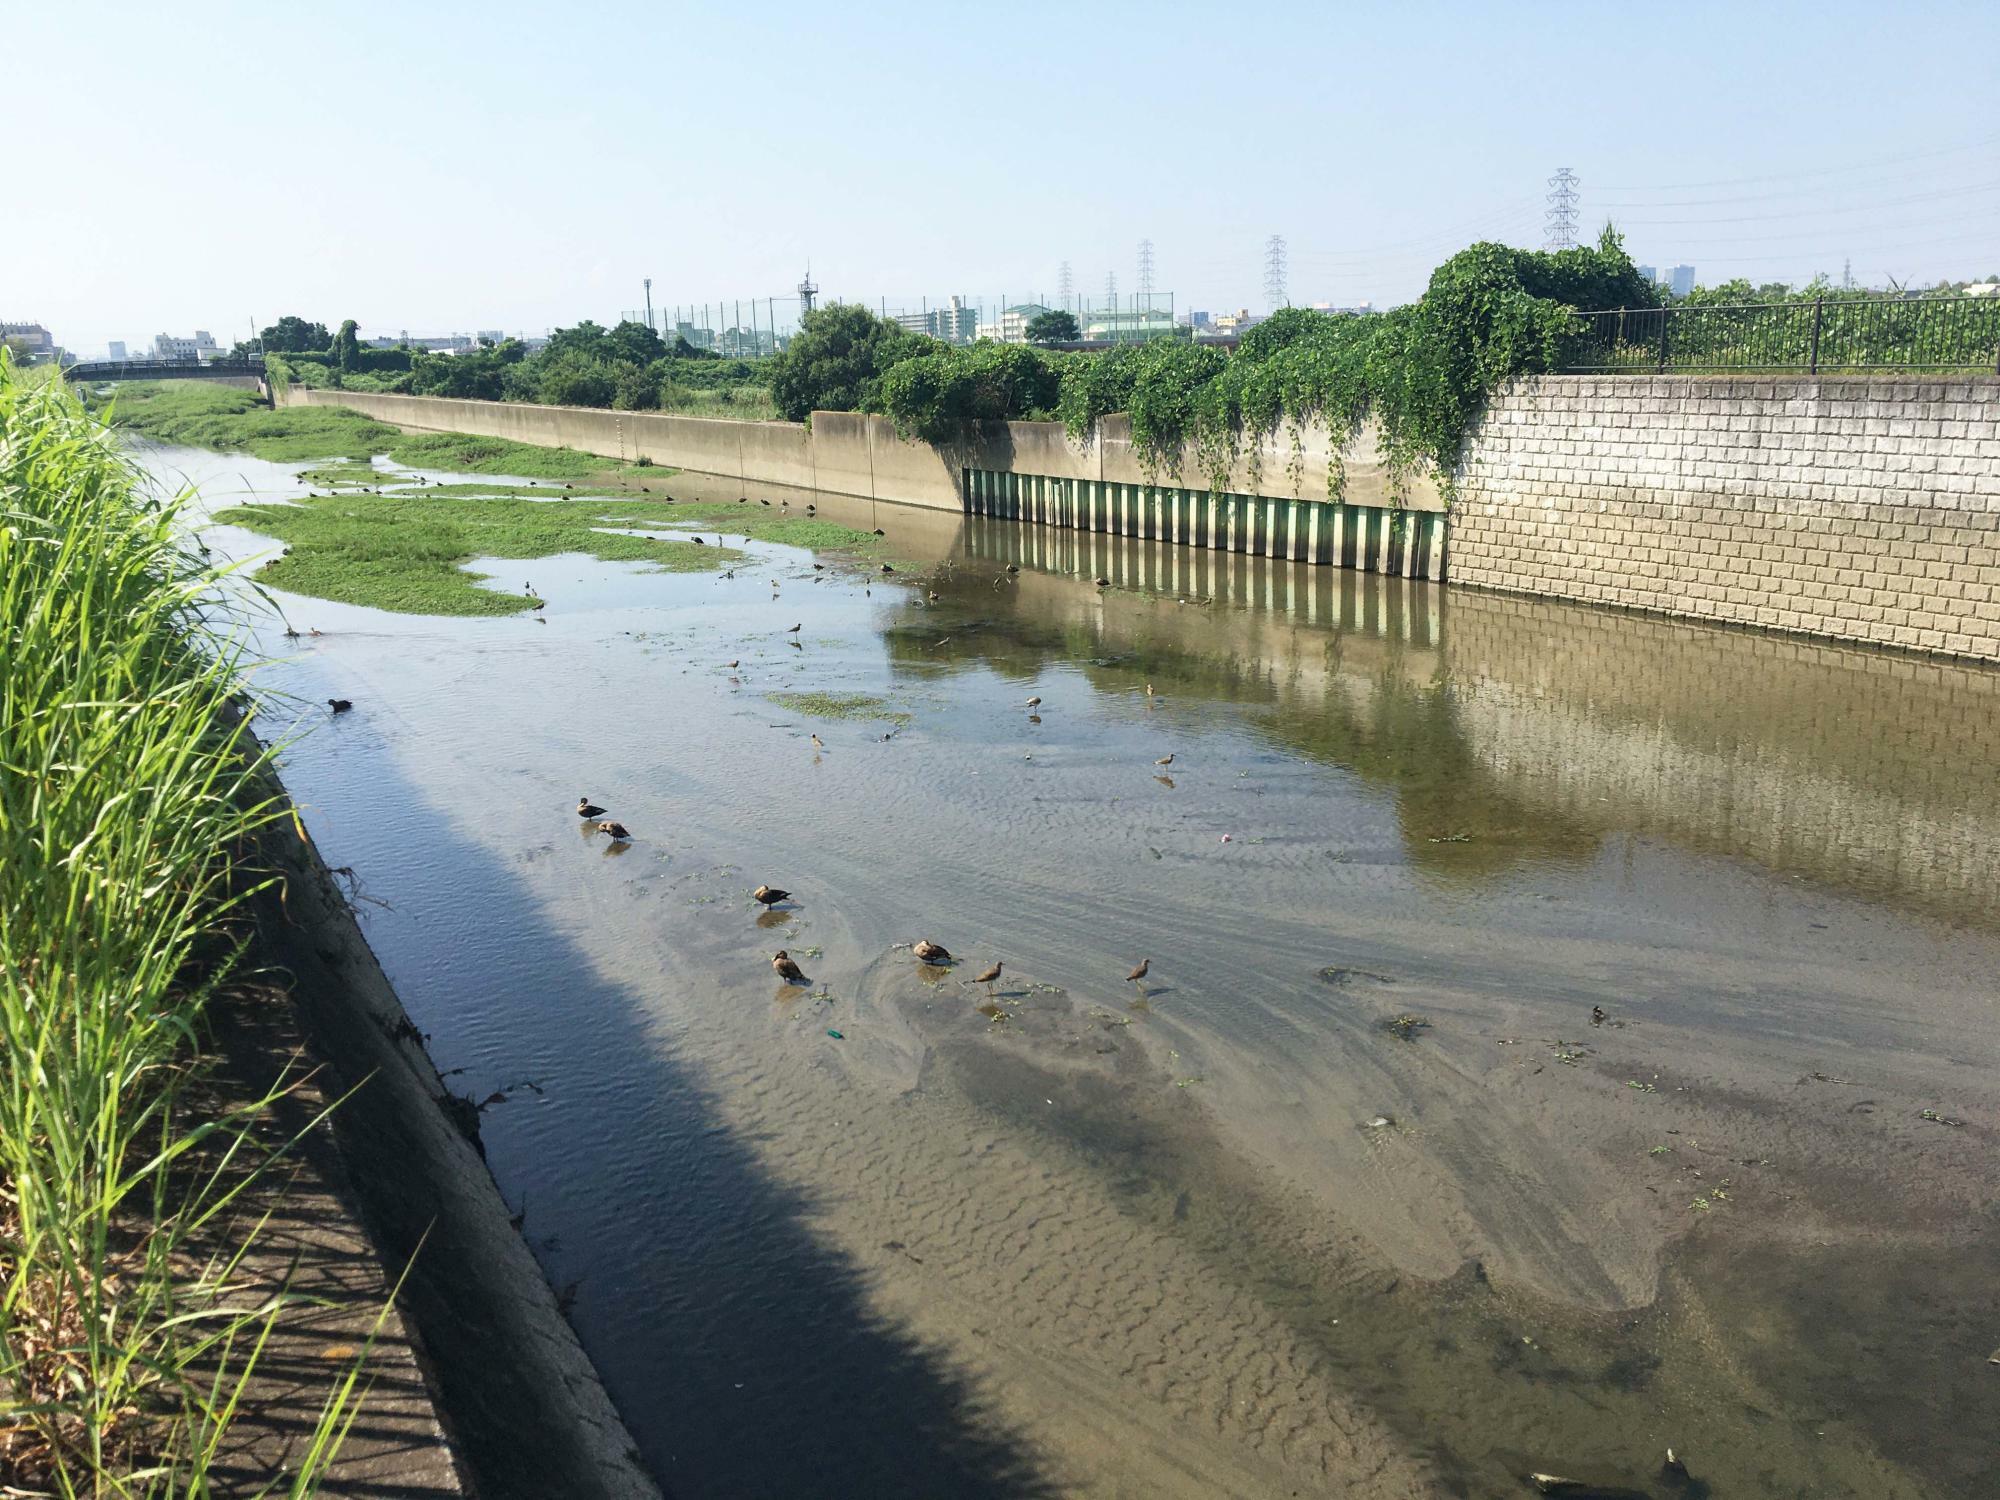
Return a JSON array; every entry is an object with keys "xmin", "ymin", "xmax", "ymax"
[{"xmin": 0, "ymin": 358, "xmax": 353, "ymax": 1491}]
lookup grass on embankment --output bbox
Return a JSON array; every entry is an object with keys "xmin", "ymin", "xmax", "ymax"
[
  {"xmin": 95, "ymin": 381, "xmax": 627, "ymax": 480},
  {"xmin": 0, "ymin": 360, "xmax": 355, "ymax": 1490}
]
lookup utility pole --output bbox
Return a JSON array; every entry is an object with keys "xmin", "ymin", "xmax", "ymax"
[
  {"xmin": 1544, "ymin": 167, "xmax": 1581, "ymax": 251},
  {"xmin": 643, "ymin": 278, "xmax": 654, "ymax": 332},
  {"xmin": 1263, "ymin": 235, "xmax": 1288, "ymax": 310}
]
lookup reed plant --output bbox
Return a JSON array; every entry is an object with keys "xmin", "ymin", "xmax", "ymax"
[{"xmin": 0, "ymin": 357, "xmax": 355, "ymax": 1493}]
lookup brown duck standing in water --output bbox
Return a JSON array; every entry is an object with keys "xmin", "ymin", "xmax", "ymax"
[
  {"xmin": 577, "ymin": 796, "xmax": 605, "ymax": 818},
  {"xmin": 913, "ymin": 939, "xmax": 952, "ymax": 964},
  {"xmin": 772, "ymin": 950, "xmax": 805, "ymax": 982},
  {"xmin": 596, "ymin": 820, "xmax": 632, "ymax": 842},
  {"xmin": 752, "ymin": 884, "xmax": 790, "ymax": 907}
]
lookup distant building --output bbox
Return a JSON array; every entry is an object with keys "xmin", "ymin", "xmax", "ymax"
[
  {"xmin": 1206, "ymin": 308, "xmax": 1263, "ymax": 336},
  {"xmin": 1188, "ymin": 310, "xmax": 1211, "ymax": 329},
  {"xmin": 1636, "ymin": 264, "xmax": 1657, "ymax": 284},
  {"xmin": 893, "ymin": 296, "xmax": 979, "ymax": 345},
  {"xmin": 107, "ymin": 340, "xmax": 128, "ymax": 361},
  {"xmin": 367, "ymin": 333, "xmax": 474, "ymax": 353},
  {"xmin": 974, "ymin": 303, "xmax": 1053, "ymax": 343},
  {"xmin": 2, "ymin": 322, "xmax": 61, "ymax": 363},
  {"xmin": 1668, "ymin": 265, "xmax": 1696, "ymax": 298},
  {"xmin": 476, "ymin": 329, "xmax": 506, "ymax": 345},
  {"xmin": 152, "ymin": 331, "xmax": 218, "ymax": 362},
  {"xmin": 1306, "ymin": 300, "xmax": 1374, "ymax": 316}
]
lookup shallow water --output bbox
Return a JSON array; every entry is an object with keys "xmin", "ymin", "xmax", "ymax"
[{"xmin": 152, "ymin": 445, "xmax": 2000, "ymax": 1497}]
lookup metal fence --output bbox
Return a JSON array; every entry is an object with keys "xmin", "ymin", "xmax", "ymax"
[
  {"xmin": 614, "ymin": 291, "xmax": 1183, "ymax": 355},
  {"xmin": 1564, "ymin": 295, "xmax": 2000, "ymax": 374}
]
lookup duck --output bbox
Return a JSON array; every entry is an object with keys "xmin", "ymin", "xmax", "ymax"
[
  {"xmin": 752, "ymin": 885, "xmax": 790, "ymax": 907},
  {"xmin": 772, "ymin": 950, "xmax": 805, "ymax": 982},
  {"xmin": 596, "ymin": 820, "xmax": 632, "ymax": 842},
  {"xmin": 913, "ymin": 939, "xmax": 952, "ymax": 964},
  {"xmin": 577, "ymin": 797, "xmax": 605, "ymax": 818},
  {"xmin": 1126, "ymin": 958, "xmax": 1151, "ymax": 984},
  {"xmin": 327, "ymin": 698, "xmax": 353, "ymax": 713}
]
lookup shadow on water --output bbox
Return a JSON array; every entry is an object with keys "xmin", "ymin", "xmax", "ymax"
[{"xmin": 309, "ymin": 750, "xmax": 1062, "ymax": 1499}]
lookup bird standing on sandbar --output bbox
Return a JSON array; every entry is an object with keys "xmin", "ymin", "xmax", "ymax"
[
  {"xmin": 773, "ymin": 950, "xmax": 805, "ymax": 982},
  {"xmin": 577, "ymin": 797, "xmax": 605, "ymax": 818}
]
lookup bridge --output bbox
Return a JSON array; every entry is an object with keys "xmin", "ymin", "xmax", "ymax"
[{"xmin": 63, "ymin": 355, "xmax": 266, "ymax": 383}]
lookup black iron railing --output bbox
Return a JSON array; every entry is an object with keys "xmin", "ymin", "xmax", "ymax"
[{"xmin": 1564, "ymin": 296, "xmax": 2000, "ymax": 374}]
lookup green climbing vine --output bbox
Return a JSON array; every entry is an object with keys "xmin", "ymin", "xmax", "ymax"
[{"xmin": 873, "ymin": 230, "xmax": 1657, "ymax": 505}]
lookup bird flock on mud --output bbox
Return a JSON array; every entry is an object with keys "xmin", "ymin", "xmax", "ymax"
[{"xmin": 308, "ymin": 486, "xmax": 1166, "ymax": 1024}]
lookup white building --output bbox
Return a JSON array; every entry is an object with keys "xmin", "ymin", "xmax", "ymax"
[
  {"xmin": 973, "ymin": 303, "xmax": 1054, "ymax": 343},
  {"xmin": 152, "ymin": 331, "xmax": 219, "ymax": 362},
  {"xmin": 893, "ymin": 296, "xmax": 979, "ymax": 345},
  {"xmin": 107, "ymin": 340, "xmax": 127, "ymax": 361}
]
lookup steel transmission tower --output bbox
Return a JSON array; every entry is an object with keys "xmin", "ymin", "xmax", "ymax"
[
  {"xmin": 1263, "ymin": 235, "xmax": 1288, "ymax": 309},
  {"xmin": 1057, "ymin": 260, "xmax": 1073, "ymax": 301},
  {"xmin": 1137, "ymin": 239, "xmax": 1155, "ymax": 298},
  {"xmin": 1105, "ymin": 270, "xmax": 1118, "ymax": 306},
  {"xmin": 1544, "ymin": 168, "xmax": 1581, "ymax": 251}
]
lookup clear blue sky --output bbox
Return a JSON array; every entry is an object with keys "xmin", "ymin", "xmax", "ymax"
[{"xmin": 7, "ymin": 0, "xmax": 1997, "ymax": 354}]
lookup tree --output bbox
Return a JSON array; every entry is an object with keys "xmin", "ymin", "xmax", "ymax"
[
  {"xmin": 543, "ymin": 320, "xmax": 611, "ymax": 361},
  {"xmin": 604, "ymin": 319, "xmax": 666, "ymax": 367},
  {"xmin": 768, "ymin": 303, "xmax": 929, "ymax": 422},
  {"xmin": 1025, "ymin": 310, "xmax": 1080, "ymax": 345},
  {"xmin": 331, "ymin": 319, "xmax": 362, "ymax": 373},
  {"xmin": 259, "ymin": 315, "xmax": 331, "ymax": 353}
]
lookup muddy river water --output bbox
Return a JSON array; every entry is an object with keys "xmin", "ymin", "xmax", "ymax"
[{"xmin": 151, "ymin": 444, "xmax": 1998, "ymax": 1498}]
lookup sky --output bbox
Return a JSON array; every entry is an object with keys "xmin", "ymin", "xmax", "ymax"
[{"xmin": 6, "ymin": 0, "xmax": 1998, "ymax": 356}]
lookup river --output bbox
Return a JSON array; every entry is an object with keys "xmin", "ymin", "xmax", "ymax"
[{"xmin": 146, "ymin": 442, "xmax": 2000, "ymax": 1499}]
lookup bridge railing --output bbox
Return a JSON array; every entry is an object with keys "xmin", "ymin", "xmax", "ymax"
[
  {"xmin": 1562, "ymin": 295, "xmax": 2000, "ymax": 375},
  {"xmin": 64, "ymin": 356, "xmax": 266, "ymax": 381}
]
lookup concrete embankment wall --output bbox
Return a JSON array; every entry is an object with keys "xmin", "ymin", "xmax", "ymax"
[
  {"xmin": 285, "ymin": 374, "xmax": 2000, "ymax": 659},
  {"xmin": 1455, "ymin": 375, "xmax": 2000, "ymax": 662},
  {"xmin": 279, "ymin": 387, "xmax": 1450, "ymax": 580}
]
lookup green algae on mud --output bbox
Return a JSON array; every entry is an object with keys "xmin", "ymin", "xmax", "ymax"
[
  {"xmin": 216, "ymin": 492, "xmax": 743, "ymax": 615},
  {"xmin": 215, "ymin": 489, "xmax": 887, "ymax": 617},
  {"xmin": 765, "ymin": 691, "xmax": 912, "ymax": 724}
]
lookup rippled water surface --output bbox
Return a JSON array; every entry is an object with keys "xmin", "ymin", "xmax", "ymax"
[{"xmin": 151, "ymin": 444, "xmax": 2000, "ymax": 1498}]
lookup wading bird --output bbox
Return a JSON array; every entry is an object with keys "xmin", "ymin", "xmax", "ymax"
[
  {"xmin": 1155, "ymin": 754, "xmax": 1174, "ymax": 766},
  {"xmin": 752, "ymin": 885, "xmax": 790, "ymax": 908},
  {"xmin": 1126, "ymin": 958, "xmax": 1151, "ymax": 986},
  {"xmin": 913, "ymin": 939, "xmax": 952, "ymax": 964},
  {"xmin": 787, "ymin": 622, "xmax": 801, "ymax": 633},
  {"xmin": 772, "ymin": 950, "xmax": 805, "ymax": 982},
  {"xmin": 577, "ymin": 797, "xmax": 605, "ymax": 818},
  {"xmin": 971, "ymin": 961, "xmax": 1003, "ymax": 991},
  {"xmin": 1025, "ymin": 696, "xmax": 1042, "ymax": 708},
  {"xmin": 810, "ymin": 734, "xmax": 825, "ymax": 751}
]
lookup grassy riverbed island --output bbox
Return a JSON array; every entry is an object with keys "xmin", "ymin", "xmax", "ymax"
[
  {"xmin": 215, "ymin": 488, "xmax": 885, "ymax": 616},
  {"xmin": 0, "ymin": 363, "xmax": 355, "ymax": 1490}
]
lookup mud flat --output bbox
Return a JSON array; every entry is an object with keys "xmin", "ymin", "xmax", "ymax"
[{"xmin": 157, "ymin": 443, "xmax": 2000, "ymax": 1497}]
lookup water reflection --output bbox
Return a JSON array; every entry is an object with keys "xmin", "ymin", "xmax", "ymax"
[{"xmin": 909, "ymin": 515, "xmax": 2000, "ymax": 924}]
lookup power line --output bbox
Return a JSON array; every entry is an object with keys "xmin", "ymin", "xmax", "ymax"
[
  {"xmin": 1137, "ymin": 239, "xmax": 1155, "ymax": 297},
  {"xmin": 1593, "ymin": 131, "xmax": 2000, "ymax": 195},
  {"xmin": 1544, "ymin": 167, "xmax": 1581, "ymax": 251},
  {"xmin": 1263, "ymin": 235, "xmax": 1288, "ymax": 308}
]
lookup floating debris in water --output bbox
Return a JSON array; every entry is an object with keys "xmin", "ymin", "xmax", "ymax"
[
  {"xmin": 1627, "ymin": 1080, "xmax": 1658, "ymax": 1093},
  {"xmin": 1919, "ymin": 1108, "xmax": 1965, "ymax": 1126},
  {"xmin": 1426, "ymin": 833, "xmax": 1472, "ymax": 843},
  {"xmin": 825, "ymin": 1029, "xmax": 844, "ymax": 1040},
  {"xmin": 1381, "ymin": 1013, "xmax": 1431, "ymax": 1041},
  {"xmin": 1362, "ymin": 1115, "xmax": 1395, "ymax": 1130}
]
